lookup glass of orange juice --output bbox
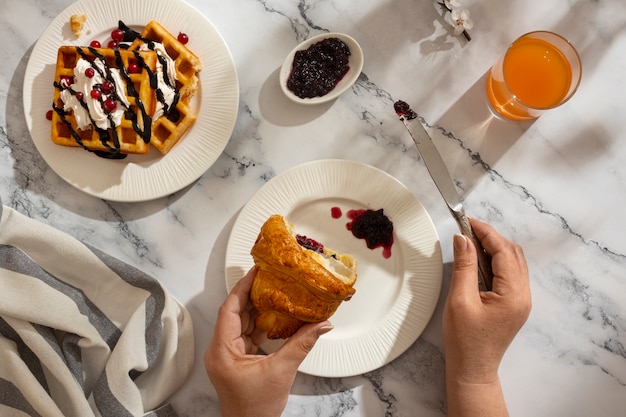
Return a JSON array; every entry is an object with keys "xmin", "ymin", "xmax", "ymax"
[{"xmin": 486, "ymin": 31, "xmax": 582, "ymax": 121}]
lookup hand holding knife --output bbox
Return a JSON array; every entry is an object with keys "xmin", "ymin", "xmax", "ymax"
[{"xmin": 394, "ymin": 100, "xmax": 494, "ymax": 291}]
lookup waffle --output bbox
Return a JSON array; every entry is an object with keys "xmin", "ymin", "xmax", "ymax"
[
  {"xmin": 51, "ymin": 46, "xmax": 158, "ymax": 156},
  {"xmin": 129, "ymin": 20, "xmax": 202, "ymax": 155}
]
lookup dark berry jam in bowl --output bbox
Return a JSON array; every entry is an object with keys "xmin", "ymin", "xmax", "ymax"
[{"xmin": 279, "ymin": 32, "xmax": 364, "ymax": 105}]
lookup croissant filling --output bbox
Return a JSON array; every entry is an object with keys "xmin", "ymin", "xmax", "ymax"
[
  {"xmin": 250, "ymin": 214, "xmax": 358, "ymax": 339},
  {"xmin": 309, "ymin": 250, "xmax": 355, "ymax": 285}
]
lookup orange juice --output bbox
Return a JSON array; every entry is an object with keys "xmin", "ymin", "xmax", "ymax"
[
  {"xmin": 504, "ymin": 38, "xmax": 571, "ymax": 108},
  {"xmin": 486, "ymin": 31, "xmax": 581, "ymax": 121}
]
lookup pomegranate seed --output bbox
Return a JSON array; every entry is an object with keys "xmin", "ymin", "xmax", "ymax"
[
  {"xmin": 111, "ymin": 28, "xmax": 125, "ymax": 42},
  {"xmin": 75, "ymin": 91, "xmax": 84, "ymax": 100},
  {"xmin": 85, "ymin": 67, "xmax": 95, "ymax": 78},
  {"xmin": 101, "ymin": 81, "xmax": 114, "ymax": 94},
  {"xmin": 90, "ymin": 88, "xmax": 102, "ymax": 100},
  {"xmin": 46, "ymin": 110, "xmax": 53, "ymax": 120},
  {"xmin": 107, "ymin": 40, "xmax": 119, "ymax": 48},
  {"xmin": 90, "ymin": 40, "xmax": 102, "ymax": 48},
  {"xmin": 128, "ymin": 62, "xmax": 140, "ymax": 74},
  {"xmin": 103, "ymin": 98, "xmax": 117, "ymax": 113},
  {"xmin": 177, "ymin": 32, "xmax": 189, "ymax": 44}
]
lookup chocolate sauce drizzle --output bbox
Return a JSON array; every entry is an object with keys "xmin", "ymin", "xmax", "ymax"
[
  {"xmin": 118, "ymin": 21, "xmax": 181, "ymax": 122},
  {"xmin": 51, "ymin": 19, "xmax": 182, "ymax": 159},
  {"xmin": 117, "ymin": 21, "xmax": 140, "ymax": 43},
  {"xmin": 52, "ymin": 46, "xmax": 157, "ymax": 159},
  {"xmin": 114, "ymin": 48, "xmax": 153, "ymax": 145},
  {"xmin": 148, "ymin": 43, "xmax": 181, "ymax": 121}
]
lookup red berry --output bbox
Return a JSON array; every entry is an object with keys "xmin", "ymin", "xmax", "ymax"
[
  {"xmin": 107, "ymin": 40, "xmax": 119, "ymax": 48},
  {"xmin": 177, "ymin": 32, "xmax": 189, "ymax": 44},
  {"xmin": 111, "ymin": 28, "xmax": 125, "ymax": 42},
  {"xmin": 90, "ymin": 88, "xmax": 102, "ymax": 100},
  {"xmin": 90, "ymin": 40, "xmax": 102, "ymax": 48},
  {"xmin": 85, "ymin": 67, "xmax": 95, "ymax": 78},
  {"xmin": 101, "ymin": 81, "xmax": 114, "ymax": 94},
  {"xmin": 60, "ymin": 76, "xmax": 73, "ymax": 88},
  {"xmin": 46, "ymin": 110, "xmax": 53, "ymax": 120},
  {"xmin": 75, "ymin": 91, "xmax": 84, "ymax": 100},
  {"xmin": 128, "ymin": 62, "xmax": 140, "ymax": 74},
  {"xmin": 103, "ymin": 98, "xmax": 117, "ymax": 113}
]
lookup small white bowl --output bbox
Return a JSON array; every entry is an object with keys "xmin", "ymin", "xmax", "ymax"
[{"xmin": 279, "ymin": 32, "xmax": 364, "ymax": 105}]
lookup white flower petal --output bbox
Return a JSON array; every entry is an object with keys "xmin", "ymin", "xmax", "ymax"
[{"xmin": 441, "ymin": 3, "xmax": 473, "ymax": 37}]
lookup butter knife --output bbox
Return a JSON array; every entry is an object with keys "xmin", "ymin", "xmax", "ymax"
[{"xmin": 394, "ymin": 100, "xmax": 493, "ymax": 291}]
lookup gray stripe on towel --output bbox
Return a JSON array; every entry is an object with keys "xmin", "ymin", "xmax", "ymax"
[
  {"xmin": 0, "ymin": 318, "xmax": 49, "ymax": 393},
  {"xmin": 0, "ymin": 378, "xmax": 44, "ymax": 417},
  {"xmin": 89, "ymin": 246, "xmax": 166, "ymax": 373},
  {"xmin": 0, "ymin": 244, "xmax": 122, "ymax": 350},
  {"xmin": 93, "ymin": 367, "xmax": 134, "ymax": 417}
]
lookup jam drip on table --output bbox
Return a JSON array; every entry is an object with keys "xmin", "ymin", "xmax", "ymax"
[{"xmin": 287, "ymin": 37, "xmax": 351, "ymax": 99}]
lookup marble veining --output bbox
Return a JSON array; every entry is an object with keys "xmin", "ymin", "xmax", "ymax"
[{"xmin": 1, "ymin": 0, "xmax": 625, "ymax": 416}]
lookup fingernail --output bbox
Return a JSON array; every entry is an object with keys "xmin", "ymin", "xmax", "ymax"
[
  {"xmin": 453, "ymin": 234, "xmax": 468, "ymax": 251},
  {"xmin": 317, "ymin": 324, "xmax": 334, "ymax": 336}
]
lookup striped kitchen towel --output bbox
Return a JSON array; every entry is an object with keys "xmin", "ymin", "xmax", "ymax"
[{"xmin": 0, "ymin": 203, "xmax": 194, "ymax": 417}]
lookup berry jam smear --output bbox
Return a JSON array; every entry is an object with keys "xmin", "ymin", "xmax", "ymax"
[
  {"xmin": 346, "ymin": 208, "xmax": 394, "ymax": 259},
  {"xmin": 287, "ymin": 37, "xmax": 351, "ymax": 99}
]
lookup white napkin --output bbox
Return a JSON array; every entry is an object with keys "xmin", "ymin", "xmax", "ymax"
[{"xmin": 0, "ymin": 203, "xmax": 194, "ymax": 417}]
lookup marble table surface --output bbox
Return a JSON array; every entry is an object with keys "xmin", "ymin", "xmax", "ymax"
[{"xmin": 2, "ymin": 0, "xmax": 625, "ymax": 415}]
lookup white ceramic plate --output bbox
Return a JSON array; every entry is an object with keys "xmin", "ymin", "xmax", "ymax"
[
  {"xmin": 225, "ymin": 159, "xmax": 442, "ymax": 377},
  {"xmin": 279, "ymin": 32, "xmax": 364, "ymax": 105},
  {"xmin": 23, "ymin": 0, "xmax": 239, "ymax": 202}
]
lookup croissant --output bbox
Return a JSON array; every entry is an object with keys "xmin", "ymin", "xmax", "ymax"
[{"xmin": 250, "ymin": 214, "xmax": 358, "ymax": 339}]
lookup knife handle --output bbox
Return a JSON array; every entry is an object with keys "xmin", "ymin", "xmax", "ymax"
[{"xmin": 451, "ymin": 210, "xmax": 494, "ymax": 291}]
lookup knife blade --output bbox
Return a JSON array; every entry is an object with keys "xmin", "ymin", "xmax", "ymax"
[{"xmin": 394, "ymin": 100, "xmax": 493, "ymax": 291}]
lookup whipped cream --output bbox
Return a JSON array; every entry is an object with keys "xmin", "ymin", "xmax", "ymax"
[
  {"xmin": 61, "ymin": 57, "xmax": 129, "ymax": 131},
  {"xmin": 140, "ymin": 42, "xmax": 178, "ymax": 119}
]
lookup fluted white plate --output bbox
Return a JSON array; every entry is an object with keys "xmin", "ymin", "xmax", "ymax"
[
  {"xmin": 23, "ymin": 0, "xmax": 238, "ymax": 201},
  {"xmin": 225, "ymin": 159, "xmax": 442, "ymax": 377}
]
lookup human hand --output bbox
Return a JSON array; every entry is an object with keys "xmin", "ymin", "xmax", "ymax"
[
  {"xmin": 443, "ymin": 218, "xmax": 531, "ymax": 384},
  {"xmin": 204, "ymin": 267, "xmax": 333, "ymax": 417}
]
